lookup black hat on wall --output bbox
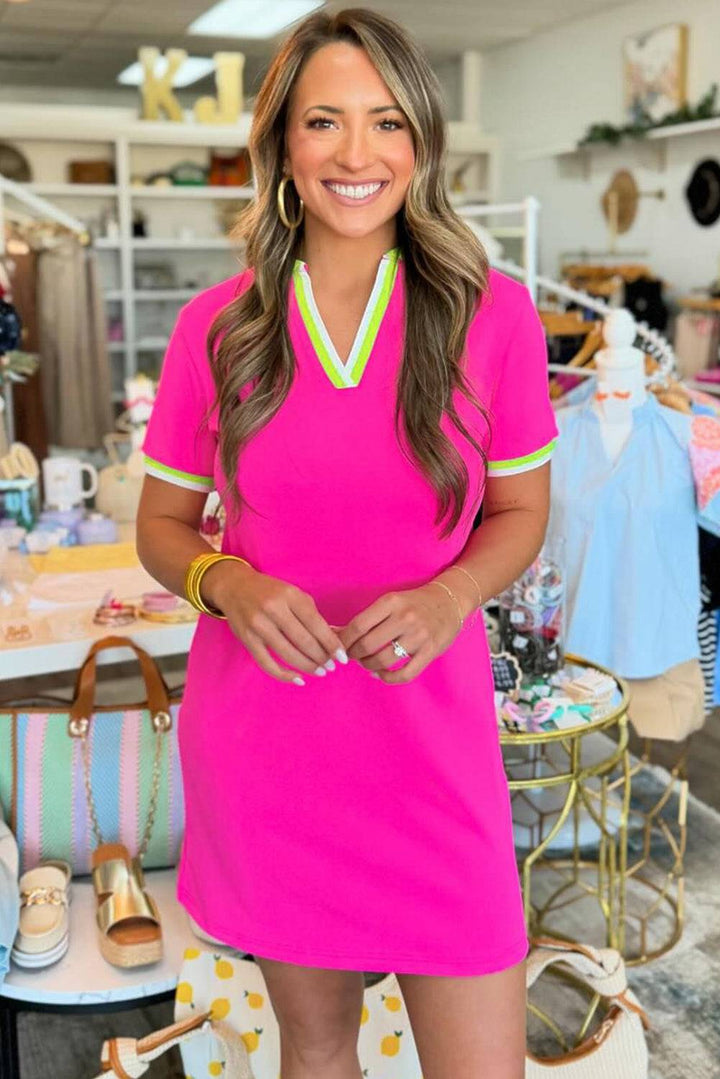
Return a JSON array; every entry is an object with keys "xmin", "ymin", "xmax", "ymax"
[{"xmin": 685, "ymin": 158, "xmax": 720, "ymax": 227}]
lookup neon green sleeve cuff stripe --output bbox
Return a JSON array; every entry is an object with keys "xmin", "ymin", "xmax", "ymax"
[
  {"xmin": 487, "ymin": 437, "xmax": 558, "ymax": 472},
  {"xmin": 143, "ymin": 454, "xmax": 214, "ymax": 489}
]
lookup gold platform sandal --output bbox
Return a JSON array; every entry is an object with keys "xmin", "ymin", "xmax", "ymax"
[{"xmin": 92, "ymin": 843, "xmax": 163, "ymax": 968}]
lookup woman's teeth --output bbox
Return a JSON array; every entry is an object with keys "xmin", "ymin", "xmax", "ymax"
[{"xmin": 324, "ymin": 181, "xmax": 384, "ymax": 199}]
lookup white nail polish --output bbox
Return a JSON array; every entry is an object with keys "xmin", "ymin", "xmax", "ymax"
[
  {"xmin": 371, "ymin": 672, "xmax": 381, "ymax": 679},
  {"xmin": 314, "ymin": 666, "xmax": 327, "ymax": 677},
  {"xmin": 324, "ymin": 658, "xmax": 336, "ymax": 671},
  {"xmin": 292, "ymin": 676, "xmax": 306, "ymax": 686},
  {"xmin": 335, "ymin": 648, "xmax": 349, "ymax": 664}
]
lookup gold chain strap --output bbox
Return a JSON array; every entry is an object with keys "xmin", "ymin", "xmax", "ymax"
[{"xmin": 73, "ymin": 711, "xmax": 170, "ymax": 862}]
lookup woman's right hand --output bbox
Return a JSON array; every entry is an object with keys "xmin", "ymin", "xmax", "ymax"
[{"xmin": 201, "ymin": 560, "xmax": 348, "ymax": 685}]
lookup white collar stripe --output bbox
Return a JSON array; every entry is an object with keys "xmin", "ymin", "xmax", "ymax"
[{"xmin": 293, "ymin": 248, "xmax": 401, "ymax": 390}]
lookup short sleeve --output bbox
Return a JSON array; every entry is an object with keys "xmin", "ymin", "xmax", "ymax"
[
  {"xmin": 486, "ymin": 286, "xmax": 559, "ymax": 476},
  {"xmin": 142, "ymin": 316, "xmax": 217, "ymax": 493}
]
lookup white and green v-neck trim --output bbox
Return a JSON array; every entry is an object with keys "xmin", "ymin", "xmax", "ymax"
[{"xmin": 292, "ymin": 247, "xmax": 402, "ymax": 389}]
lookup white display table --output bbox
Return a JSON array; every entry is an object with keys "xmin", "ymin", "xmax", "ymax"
[{"xmin": 0, "ymin": 868, "xmax": 241, "ymax": 1079}]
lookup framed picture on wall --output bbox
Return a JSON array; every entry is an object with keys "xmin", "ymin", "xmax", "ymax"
[{"xmin": 622, "ymin": 23, "xmax": 688, "ymax": 125}]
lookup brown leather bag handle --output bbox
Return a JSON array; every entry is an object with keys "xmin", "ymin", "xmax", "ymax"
[{"xmin": 70, "ymin": 636, "xmax": 171, "ymax": 724}]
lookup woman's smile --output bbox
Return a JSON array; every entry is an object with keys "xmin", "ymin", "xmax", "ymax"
[{"xmin": 320, "ymin": 179, "xmax": 389, "ymax": 205}]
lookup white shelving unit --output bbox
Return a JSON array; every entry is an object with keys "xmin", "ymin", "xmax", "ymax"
[
  {"xmin": 0, "ymin": 103, "xmax": 500, "ymax": 407},
  {"xmin": 519, "ymin": 115, "xmax": 720, "ymax": 176}
]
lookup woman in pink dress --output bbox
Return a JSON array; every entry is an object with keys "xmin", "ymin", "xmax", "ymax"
[{"xmin": 137, "ymin": 8, "xmax": 558, "ymax": 1078}]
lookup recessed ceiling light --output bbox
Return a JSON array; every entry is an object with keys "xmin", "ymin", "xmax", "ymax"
[
  {"xmin": 188, "ymin": 0, "xmax": 324, "ymax": 40},
  {"xmin": 117, "ymin": 55, "xmax": 216, "ymax": 88}
]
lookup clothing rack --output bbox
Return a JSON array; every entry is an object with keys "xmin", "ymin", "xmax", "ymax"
[
  {"xmin": 0, "ymin": 174, "xmax": 90, "ymax": 444},
  {"xmin": 0, "ymin": 173, "xmax": 87, "ymax": 256},
  {"xmin": 495, "ymin": 257, "xmax": 678, "ymax": 387}
]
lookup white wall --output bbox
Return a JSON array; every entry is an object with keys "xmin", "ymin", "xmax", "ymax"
[{"xmin": 481, "ymin": 0, "xmax": 720, "ymax": 297}]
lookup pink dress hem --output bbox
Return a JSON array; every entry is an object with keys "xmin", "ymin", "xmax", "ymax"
[{"xmin": 177, "ymin": 881, "xmax": 529, "ymax": 976}]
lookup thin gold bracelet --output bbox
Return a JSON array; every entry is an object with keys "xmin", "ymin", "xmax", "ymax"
[
  {"xmin": 184, "ymin": 552, "xmax": 252, "ymax": 619},
  {"xmin": 444, "ymin": 563, "xmax": 483, "ymax": 609},
  {"xmin": 427, "ymin": 579, "xmax": 464, "ymax": 631}
]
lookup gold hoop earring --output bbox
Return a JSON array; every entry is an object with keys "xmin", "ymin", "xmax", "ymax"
[{"xmin": 277, "ymin": 176, "xmax": 304, "ymax": 229}]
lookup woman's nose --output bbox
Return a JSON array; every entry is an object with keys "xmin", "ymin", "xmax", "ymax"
[{"xmin": 334, "ymin": 124, "xmax": 375, "ymax": 171}]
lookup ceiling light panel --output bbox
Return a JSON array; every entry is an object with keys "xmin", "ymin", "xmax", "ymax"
[{"xmin": 187, "ymin": 0, "xmax": 325, "ymax": 40}]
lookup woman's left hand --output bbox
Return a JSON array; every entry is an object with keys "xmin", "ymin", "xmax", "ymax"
[{"xmin": 335, "ymin": 583, "xmax": 464, "ymax": 684}]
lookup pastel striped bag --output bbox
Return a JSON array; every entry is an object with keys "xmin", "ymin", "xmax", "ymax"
[{"xmin": 0, "ymin": 636, "xmax": 184, "ymax": 876}]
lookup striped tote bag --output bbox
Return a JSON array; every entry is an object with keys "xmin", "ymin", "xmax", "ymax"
[{"xmin": 0, "ymin": 636, "xmax": 184, "ymax": 876}]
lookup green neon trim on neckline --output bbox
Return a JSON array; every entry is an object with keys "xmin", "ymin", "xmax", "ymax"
[
  {"xmin": 143, "ymin": 454, "xmax": 214, "ymax": 488},
  {"xmin": 293, "ymin": 248, "xmax": 402, "ymax": 389},
  {"xmin": 487, "ymin": 437, "xmax": 558, "ymax": 472}
]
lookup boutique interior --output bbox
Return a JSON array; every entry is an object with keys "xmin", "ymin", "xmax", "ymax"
[{"xmin": 1, "ymin": 0, "xmax": 720, "ymax": 1077}]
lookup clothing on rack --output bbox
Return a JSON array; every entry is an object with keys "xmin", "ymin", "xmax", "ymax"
[
  {"xmin": 699, "ymin": 577, "xmax": 719, "ymax": 712},
  {"xmin": 622, "ymin": 277, "xmax": 669, "ymax": 333},
  {"xmin": 547, "ymin": 391, "xmax": 720, "ymax": 683},
  {"xmin": 673, "ymin": 310, "xmax": 720, "ymax": 380},
  {"xmin": 37, "ymin": 236, "xmax": 113, "ymax": 449},
  {"xmin": 2, "ymin": 244, "xmax": 48, "ymax": 462},
  {"xmin": 624, "ymin": 658, "xmax": 705, "ymax": 741}
]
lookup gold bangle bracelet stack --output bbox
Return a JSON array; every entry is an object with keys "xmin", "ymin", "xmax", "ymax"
[{"xmin": 184, "ymin": 552, "xmax": 252, "ymax": 619}]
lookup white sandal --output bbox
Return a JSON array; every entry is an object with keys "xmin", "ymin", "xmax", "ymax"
[{"xmin": 11, "ymin": 859, "xmax": 72, "ymax": 970}]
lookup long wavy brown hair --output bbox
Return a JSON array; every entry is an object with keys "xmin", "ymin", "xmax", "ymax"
[{"xmin": 208, "ymin": 7, "xmax": 492, "ymax": 539}]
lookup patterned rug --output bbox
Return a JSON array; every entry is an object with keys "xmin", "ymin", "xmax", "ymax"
[{"xmin": 12, "ymin": 765, "xmax": 720, "ymax": 1078}]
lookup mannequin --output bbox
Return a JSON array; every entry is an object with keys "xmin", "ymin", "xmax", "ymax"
[{"xmin": 590, "ymin": 309, "xmax": 647, "ymax": 465}]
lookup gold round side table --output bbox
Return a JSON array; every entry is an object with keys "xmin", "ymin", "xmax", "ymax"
[{"xmin": 500, "ymin": 653, "xmax": 631, "ymax": 955}]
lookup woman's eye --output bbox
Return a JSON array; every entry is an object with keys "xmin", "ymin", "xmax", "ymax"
[{"xmin": 305, "ymin": 117, "xmax": 404, "ymax": 131}]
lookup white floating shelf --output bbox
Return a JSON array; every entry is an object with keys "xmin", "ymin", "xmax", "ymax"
[
  {"xmin": 95, "ymin": 237, "xmax": 121, "ymax": 249},
  {"xmin": 130, "ymin": 185, "xmax": 254, "ymax": 199},
  {"xmin": 104, "ymin": 289, "xmax": 123, "ymax": 300},
  {"xmin": 520, "ymin": 116, "xmax": 720, "ymax": 161},
  {"xmin": 646, "ymin": 115, "xmax": 720, "ymax": 139},
  {"xmin": 131, "ymin": 238, "xmax": 231, "ymax": 249},
  {"xmin": 137, "ymin": 337, "xmax": 170, "ymax": 351},
  {"xmin": 107, "ymin": 342, "xmax": 127, "ymax": 352},
  {"xmin": 134, "ymin": 289, "xmax": 197, "ymax": 301},
  {"xmin": 20, "ymin": 182, "xmax": 118, "ymax": 196}
]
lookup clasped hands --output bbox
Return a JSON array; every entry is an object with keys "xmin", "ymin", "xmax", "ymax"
[
  {"xmin": 334, "ymin": 583, "xmax": 467, "ymax": 684},
  {"xmin": 205, "ymin": 560, "xmax": 475, "ymax": 686}
]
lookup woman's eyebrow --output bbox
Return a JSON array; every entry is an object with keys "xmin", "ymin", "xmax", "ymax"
[{"xmin": 302, "ymin": 104, "xmax": 405, "ymax": 116}]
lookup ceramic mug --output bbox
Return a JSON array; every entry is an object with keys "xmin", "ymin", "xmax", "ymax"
[{"xmin": 42, "ymin": 456, "xmax": 98, "ymax": 511}]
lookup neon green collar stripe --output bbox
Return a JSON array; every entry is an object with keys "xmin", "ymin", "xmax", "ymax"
[{"xmin": 293, "ymin": 248, "xmax": 401, "ymax": 389}]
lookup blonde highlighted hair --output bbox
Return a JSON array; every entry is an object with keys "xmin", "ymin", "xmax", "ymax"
[{"xmin": 208, "ymin": 6, "xmax": 492, "ymax": 538}]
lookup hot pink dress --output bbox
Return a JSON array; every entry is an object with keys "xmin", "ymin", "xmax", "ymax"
[{"xmin": 142, "ymin": 250, "xmax": 559, "ymax": 975}]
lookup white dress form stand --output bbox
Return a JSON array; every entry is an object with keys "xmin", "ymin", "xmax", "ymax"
[{"xmin": 590, "ymin": 309, "xmax": 648, "ymax": 465}]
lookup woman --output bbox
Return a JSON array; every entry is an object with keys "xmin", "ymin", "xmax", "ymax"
[{"xmin": 137, "ymin": 8, "xmax": 558, "ymax": 1078}]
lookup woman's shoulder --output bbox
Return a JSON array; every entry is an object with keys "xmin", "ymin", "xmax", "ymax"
[
  {"xmin": 476, "ymin": 266, "xmax": 535, "ymax": 323},
  {"xmin": 176, "ymin": 266, "xmax": 256, "ymax": 339},
  {"xmin": 464, "ymin": 266, "xmax": 535, "ymax": 356}
]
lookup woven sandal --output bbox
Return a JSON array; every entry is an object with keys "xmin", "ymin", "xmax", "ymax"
[{"xmin": 91, "ymin": 843, "xmax": 163, "ymax": 968}]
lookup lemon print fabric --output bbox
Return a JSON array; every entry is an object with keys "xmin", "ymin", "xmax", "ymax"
[
  {"xmin": 210, "ymin": 997, "xmax": 231, "ymax": 1020},
  {"xmin": 175, "ymin": 952, "xmax": 425, "ymax": 1078}
]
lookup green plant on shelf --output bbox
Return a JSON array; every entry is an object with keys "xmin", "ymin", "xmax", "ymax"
[{"xmin": 578, "ymin": 82, "xmax": 719, "ymax": 147}]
